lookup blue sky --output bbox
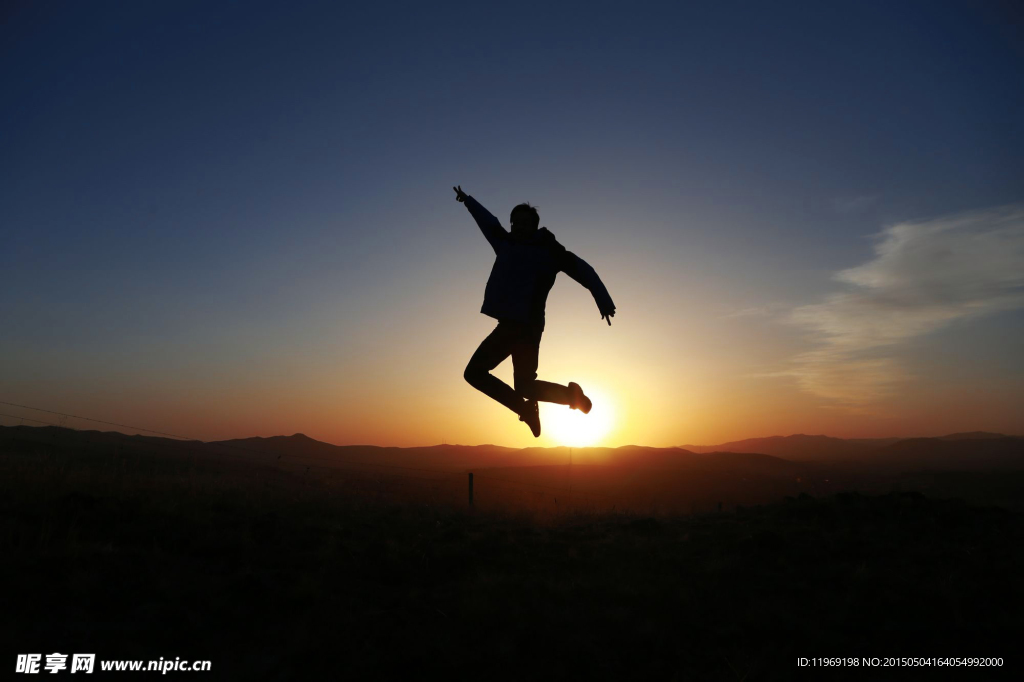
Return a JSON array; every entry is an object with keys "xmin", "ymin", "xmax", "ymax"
[{"xmin": 2, "ymin": 0, "xmax": 1022, "ymax": 445}]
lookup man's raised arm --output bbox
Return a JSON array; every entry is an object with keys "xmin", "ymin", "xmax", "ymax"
[
  {"xmin": 453, "ymin": 185, "xmax": 507, "ymax": 252},
  {"xmin": 561, "ymin": 251, "xmax": 617, "ymax": 325}
]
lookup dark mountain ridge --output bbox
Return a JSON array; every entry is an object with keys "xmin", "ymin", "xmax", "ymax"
[
  {"xmin": 3, "ymin": 425, "xmax": 1021, "ymax": 474},
  {"xmin": 4, "ymin": 424, "xmax": 1024, "ymax": 512}
]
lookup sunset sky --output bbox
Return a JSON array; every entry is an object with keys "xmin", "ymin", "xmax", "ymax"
[{"xmin": 2, "ymin": 1, "xmax": 1022, "ymax": 448}]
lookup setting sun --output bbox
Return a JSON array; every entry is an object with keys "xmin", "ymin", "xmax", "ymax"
[{"xmin": 542, "ymin": 387, "xmax": 615, "ymax": 447}]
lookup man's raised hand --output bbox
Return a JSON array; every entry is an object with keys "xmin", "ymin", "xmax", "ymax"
[{"xmin": 453, "ymin": 185, "xmax": 468, "ymax": 202}]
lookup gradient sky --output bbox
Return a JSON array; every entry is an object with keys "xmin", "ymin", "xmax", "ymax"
[{"xmin": 2, "ymin": 0, "xmax": 1022, "ymax": 448}]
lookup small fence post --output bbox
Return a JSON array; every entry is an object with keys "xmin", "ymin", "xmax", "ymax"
[{"xmin": 468, "ymin": 472, "xmax": 474, "ymax": 507}]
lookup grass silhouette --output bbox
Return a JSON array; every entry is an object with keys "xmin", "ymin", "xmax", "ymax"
[{"xmin": 3, "ymin": 432, "xmax": 1022, "ymax": 680}]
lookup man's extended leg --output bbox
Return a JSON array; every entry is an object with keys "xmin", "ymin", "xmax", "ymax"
[
  {"xmin": 511, "ymin": 324, "xmax": 592, "ymax": 413},
  {"xmin": 464, "ymin": 322, "xmax": 524, "ymax": 415},
  {"xmin": 510, "ymin": 324, "xmax": 572, "ymax": 405}
]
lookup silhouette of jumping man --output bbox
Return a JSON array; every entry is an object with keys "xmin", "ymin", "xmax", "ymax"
[{"xmin": 454, "ymin": 185, "xmax": 616, "ymax": 437}]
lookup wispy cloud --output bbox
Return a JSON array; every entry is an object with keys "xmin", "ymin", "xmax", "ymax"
[
  {"xmin": 719, "ymin": 302, "xmax": 790, "ymax": 319},
  {"xmin": 776, "ymin": 204, "xmax": 1024, "ymax": 408}
]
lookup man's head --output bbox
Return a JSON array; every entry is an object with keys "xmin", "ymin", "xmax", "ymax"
[{"xmin": 510, "ymin": 203, "xmax": 540, "ymax": 236}]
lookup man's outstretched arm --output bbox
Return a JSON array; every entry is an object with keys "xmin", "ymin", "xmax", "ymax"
[
  {"xmin": 561, "ymin": 251, "xmax": 617, "ymax": 325},
  {"xmin": 453, "ymin": 185, "xmax": 507, "ymax": 252}
]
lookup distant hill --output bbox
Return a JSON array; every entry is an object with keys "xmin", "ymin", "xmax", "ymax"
[
  {"xmin": 938, "ymin": 431, "xmax": 1008, "ymax": 441},
  {"xmin": 208, "ymin": 436, "xmax": 585, "ymax": 470},
  {"xmin": 680, "ymin": 432, "xmax": 1017, "ymax": 463},
  {"xmin": 679, "ymin": 434, "xmax": 893, "ymax": 461},
  {"xmin": 874, "ymin": 436, "xmax": 1024, "ymax": 471}
]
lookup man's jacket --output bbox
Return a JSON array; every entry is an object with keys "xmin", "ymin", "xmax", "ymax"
[{"xmin": 464, "ymin": 195, "xmax": 615, "ymax": 329}]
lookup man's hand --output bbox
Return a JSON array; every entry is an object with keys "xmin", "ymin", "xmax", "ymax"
[
  {"xmin": 600, "ymin": 306, "xmax": 616, "ymax": 326},
  {"xmin": 453, "ymin": 185, "xmax": 468, "ymax": 202}
]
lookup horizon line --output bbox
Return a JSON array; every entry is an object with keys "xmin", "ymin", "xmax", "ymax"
[{"xmin": 1, "ymin": 423, "xmax": 1019, "ymax": 450}]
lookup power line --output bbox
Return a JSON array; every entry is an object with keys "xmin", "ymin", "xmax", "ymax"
[
  {"xmin": 0, "ymin": 400, "xmax": 465, "ymax": 476},
  {"xmin": 0, "ymin": 401, "xmax": 198, "ymax": 441},
  {"xmin": 0, "ymin": 411, "xmax": 468, "ymax": 501}
]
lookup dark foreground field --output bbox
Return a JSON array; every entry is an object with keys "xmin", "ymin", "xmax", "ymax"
[{"xmin": 3, "ymin": 442, "xmax": 1022, "ymax": 681}]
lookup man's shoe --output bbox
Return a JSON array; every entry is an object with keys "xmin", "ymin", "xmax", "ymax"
[
  {"xmin": 519, "ymin": 400, "xmax": 541, "ymax": 438},
  {"xmin": 568, "ymin": 382, "xmax": 592, "ymax": 414}
]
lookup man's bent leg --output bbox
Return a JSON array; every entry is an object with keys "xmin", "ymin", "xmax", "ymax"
[{"xmin": 464, "ymin": 323, "xmax": 523, "ymax": 415}]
